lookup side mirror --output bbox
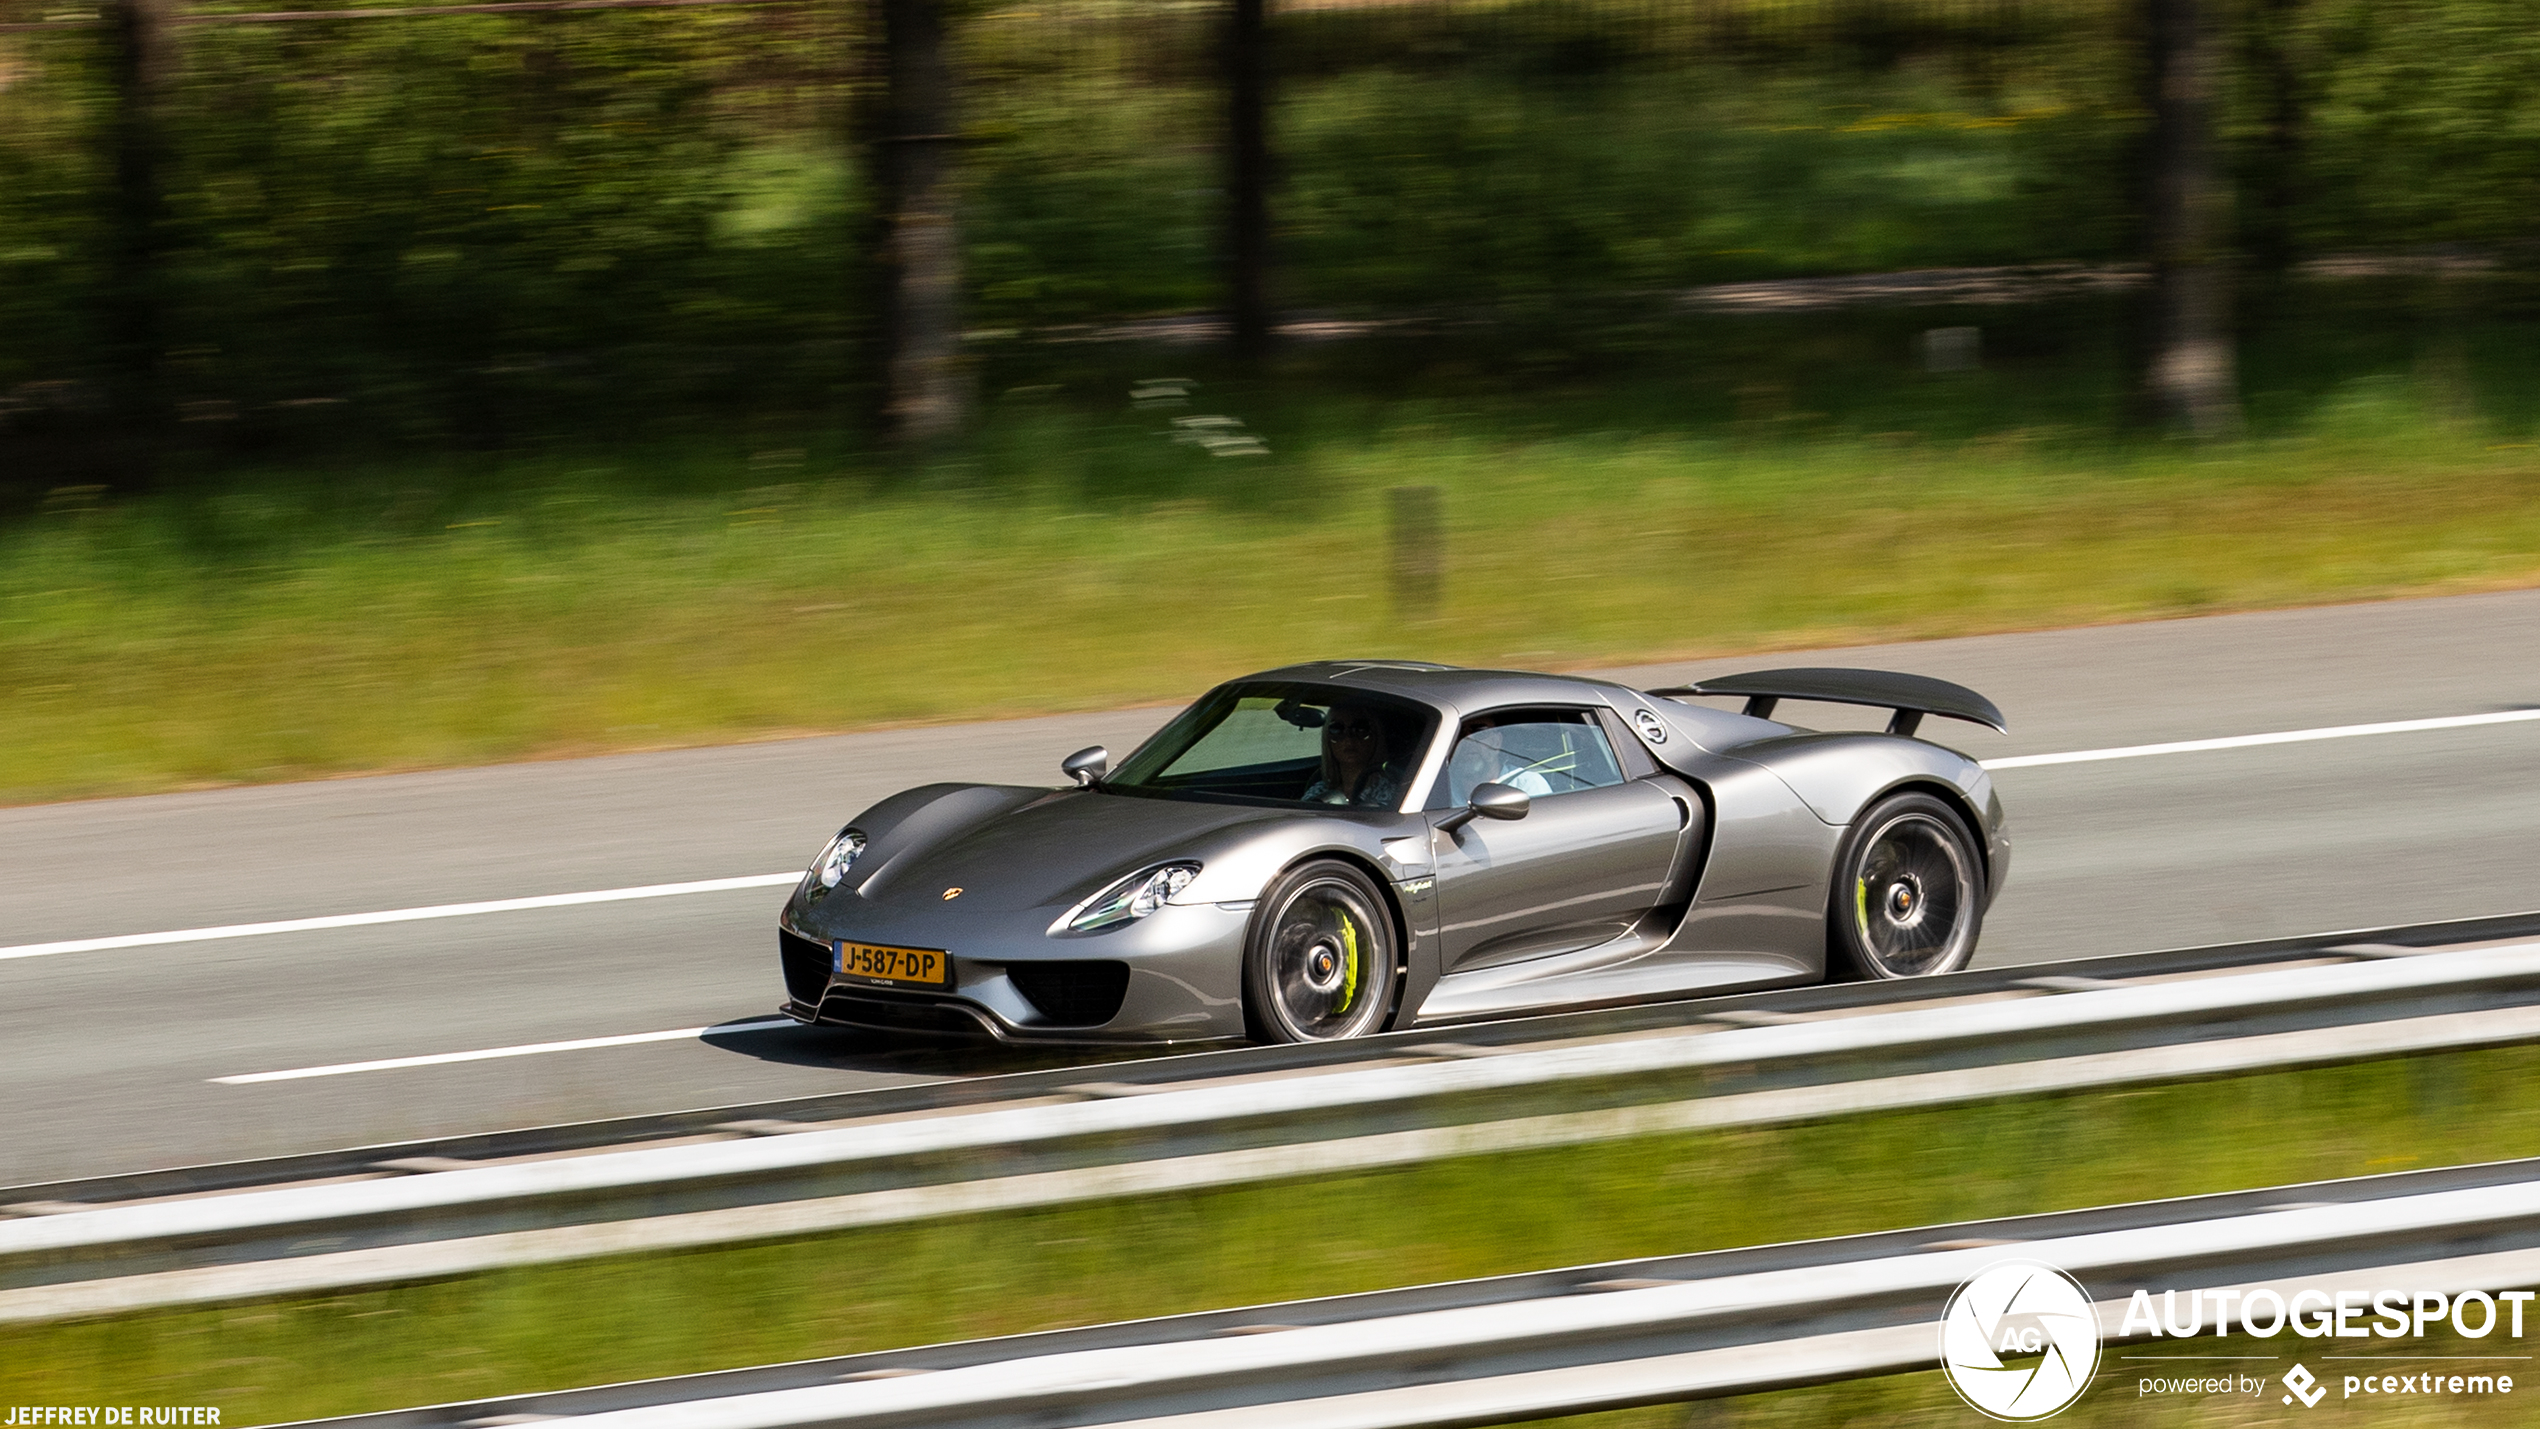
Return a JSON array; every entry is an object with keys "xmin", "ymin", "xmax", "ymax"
[
  {"xmin": 1436, "ymin": 781, "xmax": 1530, "ymax": 833},
  {"xmin": 1062, "ymin": 745, "xmax": 1109, "ymax": 787}
]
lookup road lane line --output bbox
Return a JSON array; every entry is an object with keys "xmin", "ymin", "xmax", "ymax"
[
  {"xmin": 1981, "ymin": 708, "xmax": 2540, "ymax": 771},
  {"xmin": 0, "ymin": 872, "xmax": 804, "ymax": 963},
  {"xmin": 212, "ymin": 1016, "xmax": 798, "ymax": 1084},
  {"xmin": 11, "ymin": 707, "xmax": 2539, "ymax": 967}
]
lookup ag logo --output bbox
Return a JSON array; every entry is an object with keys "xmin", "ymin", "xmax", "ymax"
[{"xmin": 1939, "ymin": 1260, "xmax": 2100, "ymax": 1421}]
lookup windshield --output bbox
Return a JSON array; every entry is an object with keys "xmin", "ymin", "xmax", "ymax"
[{"xmin": 1108, "ymin": 683, "xmax": 1439, "ymax": 810}]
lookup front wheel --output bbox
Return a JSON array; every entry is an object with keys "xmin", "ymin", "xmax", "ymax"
[
  {"xmin": 1243, "ymin": 860, "xmax": 1401, "ymax": 1043},
  {"xmin": 1828, "ymin": 792, "xmax": 1983, "ymax": 981}
]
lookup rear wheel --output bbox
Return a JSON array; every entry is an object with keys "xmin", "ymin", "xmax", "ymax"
[
  {"xmin": 1828, "ymin": 792, "xmax": 1983, "ymax": 981},
  {"xmin": 1243, "ymin": 860, "xmax": 1400, "ymax": 1043}
]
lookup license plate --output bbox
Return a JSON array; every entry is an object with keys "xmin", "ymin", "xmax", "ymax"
[{"xmin": 833, "ymin": 941, "xmax": 952, "ymax": 990}]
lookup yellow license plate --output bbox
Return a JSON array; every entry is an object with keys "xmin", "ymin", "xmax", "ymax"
[{"xmin": 833, "ymin": 941, "xmax": 951, "ymax": 989}]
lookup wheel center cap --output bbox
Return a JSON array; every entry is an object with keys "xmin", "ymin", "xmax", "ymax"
[
  {"xmin": 1887, "ymin": 879, "xmax": 1921, "ymax": 922},
  {"xmin": 1304, "ymin": 941, "xmax": 1344, "ymax": 992}
]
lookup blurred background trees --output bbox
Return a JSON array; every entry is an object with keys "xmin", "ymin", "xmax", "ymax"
[{"xmin": 0, "ymin": 0, "xmax": 2535, "ymax": 477}]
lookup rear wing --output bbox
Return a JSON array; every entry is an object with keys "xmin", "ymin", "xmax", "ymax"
[{"xmin": 1647, "ymin": 667, "xmax": 2005, "ymax": 738}]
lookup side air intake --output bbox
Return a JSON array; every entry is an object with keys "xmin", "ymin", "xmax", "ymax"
[{"xmin": 778, "ymin": 929, "xmax": 831, "ymax": 1008}]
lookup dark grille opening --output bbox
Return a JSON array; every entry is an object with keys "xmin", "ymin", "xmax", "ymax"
[
  {"xmin": 1005, "ymin": 961, "xmax": 1132, "ymax": 1027},
  {"xmin": 779, "ymin": 928, "xmax": 831, "ymax": 1007}
]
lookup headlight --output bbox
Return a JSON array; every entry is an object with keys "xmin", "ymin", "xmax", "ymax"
[
  {"xmin": 812, "ymin": 827, "xmax": 866, "ymax": 889},
  {"xmin": 1066, "ymin": 862, "xmax": 1200, "ymax": 932}
]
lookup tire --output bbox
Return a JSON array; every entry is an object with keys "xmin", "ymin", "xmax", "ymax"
[
  {"xmin": 1242, "ymin": 859, "xmax": 1402, "ymax": 1043},
  {"xmin": 1827, "ymin": 791, "xmax": 1984, "ymax": 981}
]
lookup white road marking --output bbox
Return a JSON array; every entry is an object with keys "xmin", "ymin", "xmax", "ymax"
[
  {"xmin": 0, "ymin": 871, "xmax": 804, "ymax": 962},
  {"xmin": 1981, "ymin": 708, "xmax": 2540, "ymax": 771},
  {"xmin": 10, "ymin": 707, "xmax": 2539, "ymax": 968},
  {"xmin": 213, "ymin": 1016, "xmax": 798, "ymax": 1084}
]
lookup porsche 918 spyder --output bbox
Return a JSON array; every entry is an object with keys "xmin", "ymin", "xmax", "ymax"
[{"xmin": 777, "ymin": 661, "xmax": 2008, "ymax": 1044}]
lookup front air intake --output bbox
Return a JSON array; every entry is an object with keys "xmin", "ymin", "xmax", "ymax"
[
  {"xmin": 779, "ymin": 928, "xmax": 831, "ymax": 1007},
  {"xmin": 1005, "ymin": 961, "xmax": 1132, "ymax": 1027}
]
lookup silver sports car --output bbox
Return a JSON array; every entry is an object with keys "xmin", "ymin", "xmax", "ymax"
[{"xmin": 777, "ymin": 661, "xmax": 2008, "ymax": 1044}]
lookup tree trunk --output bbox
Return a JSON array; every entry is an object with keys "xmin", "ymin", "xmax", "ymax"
[
  {"xmin": 871, "ymin": 0, "xmax": 967, "ymax": 446},
  {"xmin": 2242, "ymin": 0, "xmax": 2304, "ymax": 280},
  {"xmin": 106, "ymin": 0, "xmax": 172, "ymax": 440},
  {"xmin": 2142, "ymin": 0, "xmax": 2241, "ymax": 438},
  {"xmin": 1223, "ymin": 0, "xmax": 1271, "ymax": 363}
]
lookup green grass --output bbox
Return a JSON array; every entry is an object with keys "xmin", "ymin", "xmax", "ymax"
[
  {"xmin": 5, "ymin": 1046, "xmax": 2536, "ymax": 1422},
  {"xmin": 7, "ymin": 396, "xmax": 2540, "ymax": 804}
]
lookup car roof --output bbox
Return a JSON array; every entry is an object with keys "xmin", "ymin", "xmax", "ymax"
[{"xmin": 1233, "ymin": 660, "xmax": 1638, "ymax": 715}]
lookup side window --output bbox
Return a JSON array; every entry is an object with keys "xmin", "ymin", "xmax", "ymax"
[{"xmin": 1436, "ymin": 709, "xmax": 1630, "ymax": 808}]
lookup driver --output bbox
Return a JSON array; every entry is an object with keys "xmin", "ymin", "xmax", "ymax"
[{"xmin": 1301, "ymin": 704, "xmax": 1402, "ymax": 808}]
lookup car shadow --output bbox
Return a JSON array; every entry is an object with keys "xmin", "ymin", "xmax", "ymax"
[{"xmin": 698, "ymin": 1014, "xmax": 1157, "ymax": 1080}]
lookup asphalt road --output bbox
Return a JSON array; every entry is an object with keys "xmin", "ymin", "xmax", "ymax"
[{"xmin": 5, "ymin": 590, "xmax": 2538, "ymax": 1186}]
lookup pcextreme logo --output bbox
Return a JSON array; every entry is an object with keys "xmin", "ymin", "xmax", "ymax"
[
  {"xmin": 2284, "ymin": 1363, "xmax": 2327, "ymax": 1407},
  {"xmin": 1940, "ymin": 1261, "xmax": 2102, "ymax": 1421}
]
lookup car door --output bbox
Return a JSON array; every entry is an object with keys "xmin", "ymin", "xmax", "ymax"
[{"xmin": 1427, "ymin": 707, "xmax": 1689, "ymax": 972}]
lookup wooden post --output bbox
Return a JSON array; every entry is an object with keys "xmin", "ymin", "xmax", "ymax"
[
  {"xmin": 871, "ymin": 0, "xmax": 967, "ymax": 446},
  {"xmin": 2142, "ymin": 0, "xmax": 2241, "ymax": 438},
  {"xmin": 1389, "ymin": 485, "xmax": 1442, "ymax": 622},
  {"xmin": 1223, "ymin": 0, "xmax": 1270, "ymax": 363}
]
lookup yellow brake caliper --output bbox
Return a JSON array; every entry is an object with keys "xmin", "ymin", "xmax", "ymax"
[{"xmin": 1337, "ymin": 912, "xmax": 1361, "ymax": 1012}]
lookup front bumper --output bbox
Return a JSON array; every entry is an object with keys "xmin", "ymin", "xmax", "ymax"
[{"xmin": 777, "ymin": 900, "xmax": 1253, "ymax": 1044}]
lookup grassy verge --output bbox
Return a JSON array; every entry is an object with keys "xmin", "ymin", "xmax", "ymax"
[
  {"xmin": 8, "ymin": 406, "xmax": 2540, "ymax": 804},
  {"xmin": 6, "ymin": 1045, "xmax": 2537, "ymax": 1422}
]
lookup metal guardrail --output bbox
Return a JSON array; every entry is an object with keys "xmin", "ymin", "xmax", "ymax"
[
  {"xmin": 298, "ymin": 1155, "xmax": 2540, "ymax": 1429},
  {"xmin": 9, "ymin": 915, "xmax": 2540, "ymax": 1323}
]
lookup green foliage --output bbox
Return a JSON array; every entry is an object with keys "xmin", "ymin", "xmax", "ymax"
[
  {"xmin": 0, "ymin": 30, "xmax": 110, "ymax": 388},
  {"xmin": 153, "ymin": 6, "xmax": 859, "ymax": 435},
  {"xmin": 2, "ymin": 4, "xmax": 862, "ymax": 431},
  {"xmin": 2297, "ymin": 0, "xmax": 2540, "ymax": 251},
  {"xmin": 1277, "ymin": 63, "xmax": 2132, "ymax": 311},
  {"xmin": 962, "ymin": 69, "xmax": 1216, "ymax": 326},
  {"xmin": 2, "ymin": 0, "xmax": 2536, "ymax": 442}
]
